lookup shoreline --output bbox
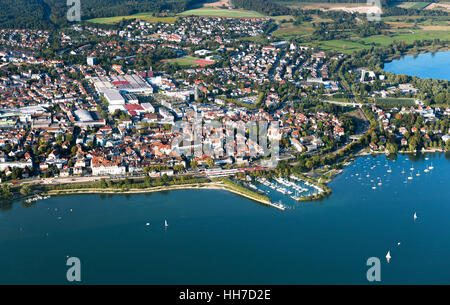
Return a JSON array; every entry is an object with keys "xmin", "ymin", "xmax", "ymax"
[
  {"xmin": 383, "ymin": 46, "xmax": 450, "ymax": 65},
  {"xmin": 44, "ymin": 182, "xmax": 285, "ymax": 211},
  {"xmin": 12, "ymin": 151, "xmax": 448, "ymax": 209},
  {"xmin": 357, "ymin": 148, "xmax": 447, "ymax": 156}
]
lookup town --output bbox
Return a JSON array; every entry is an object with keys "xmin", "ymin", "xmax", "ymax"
[{"xmin": 0, "ymin": 15, "xmax": 449, "ymax": 202}]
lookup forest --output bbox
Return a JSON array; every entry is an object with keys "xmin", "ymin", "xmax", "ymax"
[
  {"xmin": 232, "ymin": 0, "xmax": 294, "ymax": 16},
  {"xmin": 0, "ymin": 0, "xmax": 198, "ymax": 29}
]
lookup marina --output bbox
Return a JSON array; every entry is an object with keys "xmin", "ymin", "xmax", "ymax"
[
  {"xmin": 24, "ymin": 195, "xmax": 51, "ymax": 204},
  {"xmin": 252, "ymin": 176, "xmax": 323, "ymax": 207}
]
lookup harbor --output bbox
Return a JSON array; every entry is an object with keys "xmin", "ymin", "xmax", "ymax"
[{"xmin": 245, "ymin": 175, "xmax": 328, "ymax": 209}]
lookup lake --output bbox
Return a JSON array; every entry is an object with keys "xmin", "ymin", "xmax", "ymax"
[
  {"xmin": 0, "ymin": 153, "xmax": 449, "ymax": 284},
  {"xmin": 383, "ymin": 50, "xmax": 450, "ymax": 81}
]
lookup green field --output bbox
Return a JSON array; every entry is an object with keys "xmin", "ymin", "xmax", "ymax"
[
  {"xmin": 271, "ymin": 15, "xmax": 329, "ymax": 38},
  {"xmin": 178, "ymin": 8, "xmax": 264, "ymax": 18},
  {"xmin": 302, "ymin": 29, "xmax": 450, "ymax": 54},
  {"xmin": 272, "ymin": 24, "xmax": 314, "ymax": 38},
  {"xmin": 394, "ymin": 1, "xmax": 431, "ymax": 9},
  {"xmin": 87, "ymin": 14, "xmax": 177, "ymax": 24},
  {"xmin": 374, "ymin": 98, "xmax": 415, "ymax": 105},
  {"xmin": 359, "ymin": 30, "xmax": 450, "ymax": 45},
  {"xmin": 303, "ymin": 39, "xmax": 373, "ymax": 54}
]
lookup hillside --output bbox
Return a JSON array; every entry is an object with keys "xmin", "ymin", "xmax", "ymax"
[{"xmin": 0, "ymin": 0, "xmax": 201, "ymax": 29}]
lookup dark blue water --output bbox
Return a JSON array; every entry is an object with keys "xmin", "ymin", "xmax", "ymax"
[
  {"xmin": 0, "ymin": 153, "xmax": 449, "ymax": 284},
  {"xmin": 384, "ymin": 51, "xmax": 450, "ymax": 81}
]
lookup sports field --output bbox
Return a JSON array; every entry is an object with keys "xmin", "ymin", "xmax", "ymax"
[
  {"xmin": 178, "ymin": 8, "xmax": 264, "ymax": 18},
  {"xmin": 87, "ymin": 14, "xmax": 177, "ymax": 24},
  {"xmin": 161, "ymin": 56, "xmax": 215, "ymax": 66}
]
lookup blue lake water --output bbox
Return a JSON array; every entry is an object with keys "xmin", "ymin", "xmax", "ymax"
[
  {"xmin": 0, "ymin": 153, "xmax": 449, "ymax": 284},
  {"xmin": 383, "ymin": 51, "xmax": 450, "ymax": 81}
]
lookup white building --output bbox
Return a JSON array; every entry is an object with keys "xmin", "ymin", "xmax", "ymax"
[
  {"xmin": 91, "ymin": 164, "xmax": 126, "ymax": 176},
  {"xmin": 87, "ymin": 57, "xmax": 97, "ymax": 66},
  {"xmin": 0, "ymin": 161, "xmax": 33, "ymax": 171}
]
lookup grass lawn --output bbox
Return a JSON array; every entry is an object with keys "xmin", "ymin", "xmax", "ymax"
[
  {"xmin": 374, "ymin": 97, "xmax": 415, "ymax": 105},
  {"xmin": 178, "ymin": 8, "xmax": 264, "ymax": 18},
  {"xmin": 272, "ymin": 21, "xmax": 314, "ymax": 38},
  {"xmin": 87, "ymin": 14, "xmax": 176, "ymax": 24},
  {"xmin": 305, "ymin": 40, "xmax": 370, "ymax": 54},
  {"xmin": 329, "ymin": 97, "xmax": 352, "ymax": 103}
]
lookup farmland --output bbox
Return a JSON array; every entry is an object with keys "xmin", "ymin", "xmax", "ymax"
[
  {"xmin": 87, "ymin": 14, "xmax": 177, "ymax": 24},
  {"xmin": 300, "ymin": 28, "xmax": 450, "ymax": 54},
  {"xmin": 178, "ymin": 8, "xmax": 264, "ymax": 18},
  {"xmin": 394, "ymin": 1, "xmax": 431, "ymax": 9},
  {"xmin": 270, "ymin": 2, "xmax": 450, "ymax": 53}
]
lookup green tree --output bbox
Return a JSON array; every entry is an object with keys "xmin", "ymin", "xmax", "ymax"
[
  {"xmin": 206, "ymin": 157, "xmax": 214, "ymax": 168},
  {"xmin": 190, "ymin": 160, "xmax": 198, "ymax": 169},
  {"xmin": 20, "ymin": 184, "xmax": 32, "ymax": 196}
]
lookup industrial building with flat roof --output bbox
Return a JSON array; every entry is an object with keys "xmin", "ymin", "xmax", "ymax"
[
  {"xmin": 91, "ymin": 75, "xmax": 153, "ymax": 95},
  {"xmin": 90, "ymin": 74, "xmax": 154, "ymax": 114}
]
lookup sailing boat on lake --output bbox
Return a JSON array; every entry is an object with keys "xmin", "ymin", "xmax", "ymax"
[
  {"xmin": 164, "ymin": 220, "xmax": 168, "ymax": 228},
  {"xmin": 386, "ymin": 251, "xmax": 391, "ymax": 263}
]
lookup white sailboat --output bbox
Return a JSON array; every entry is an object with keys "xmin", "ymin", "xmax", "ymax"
[
  {"xmin": 416, "ymin": 171, "xmax": 420, "ymax": 177},
  {"xmin": 414, "ymin": 212, "xmax": 418, "ymax": 221},
  {"xmin": 164, "ymin": 220, "xmax": 168, "ymax": 227},
  {"xmin": 408, "ymin": 173, "xmax": 413, "ymax": 180},
  {"xmin": 386, "ymin": 251, "xmax": 391, "ymax": 263},
  {"xmin": 387, "ymin": 166, "xmax": 392, "ymax": 173},
  {"xmin": 429, "ymin": 162, "xmax": 434, "ymax": 170}
]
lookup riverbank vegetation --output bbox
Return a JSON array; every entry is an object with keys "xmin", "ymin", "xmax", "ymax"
[{"xmin": 221, "ymin": 178, "xmax": 272, "ymax": 203}]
